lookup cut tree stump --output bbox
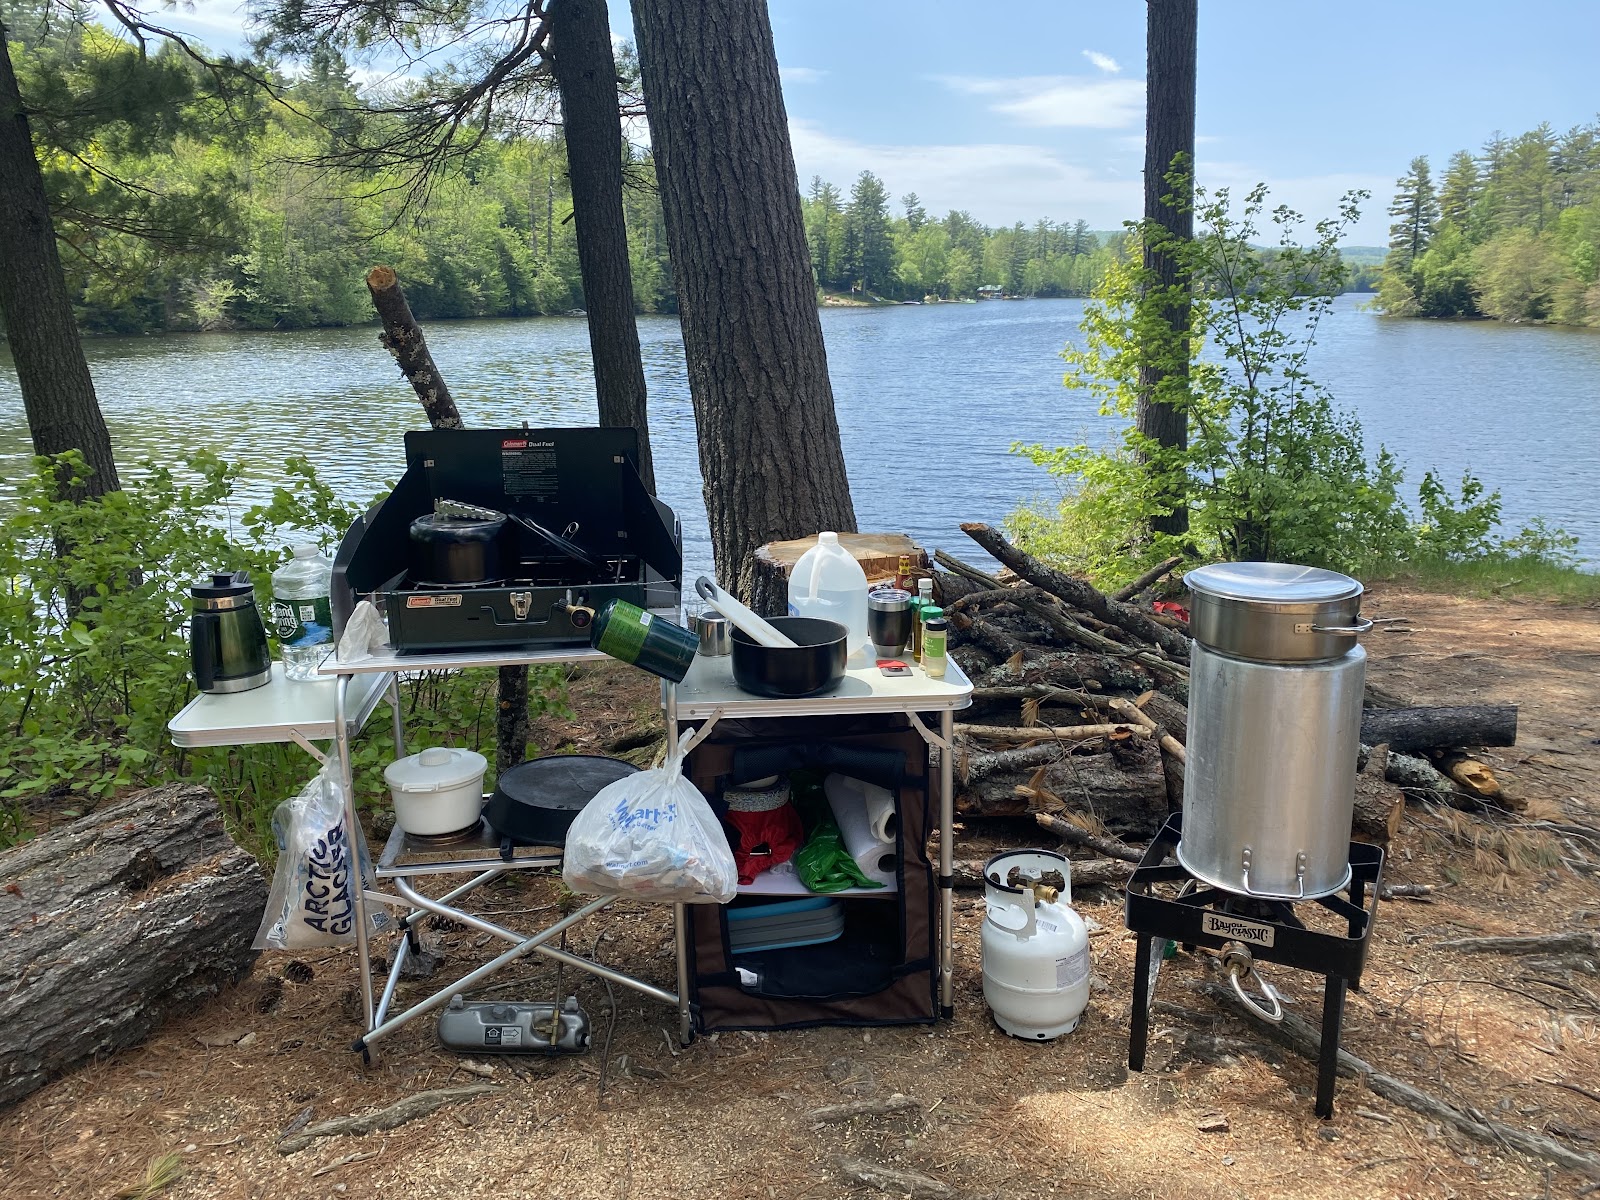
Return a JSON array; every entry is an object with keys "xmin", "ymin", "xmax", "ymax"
[
  {"xmin": 0, "ymin": 783, "xmax": 265, "ymax": 1107},
  {"xmin": 749, "ymin": 532, "xmax": 927, "ymax": 617}
]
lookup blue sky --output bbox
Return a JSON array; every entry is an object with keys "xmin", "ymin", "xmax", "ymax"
[{"xmin": 138, "ymin": 0, "xmax": 1600, "ymax": 245}]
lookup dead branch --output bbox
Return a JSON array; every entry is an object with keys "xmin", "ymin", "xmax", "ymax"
[
  {"xmin": 278, "ymin": 1085, "xmax": 498, "ymax": 1154},
  {"xmin": 809, "ymin": 1093, "xmax": 921, "ymax": 1124},
  {"xmin": 956, "ymin": 722, "xmax": 1149, "ymax": 743},
  {"xmin": 1034, "ymin": 811, "xmax": 1144, "ymax": 863},
  {"xmin": 1112, "ymin": 555, "xmax": 1184, "ymax": 601},
  {"xmin": 833, "ymin": 1156, "xmax": 965, "ymax": 1199}
]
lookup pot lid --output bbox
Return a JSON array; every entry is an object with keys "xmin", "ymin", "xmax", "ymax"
[
  {"xmin": 191, "ymin": 570, "xmax": 254, "ymax": 600},
  {"xmin": 384, "ymin": 746, "xmax": 487, "ymax": 793},
  {"xmin": 493, "ymin": 755, "xmax": 639, "ymax": 812},
  {"xmin": 1185, "ymin": 561, "xmax": 1362, "ymax": 604}
]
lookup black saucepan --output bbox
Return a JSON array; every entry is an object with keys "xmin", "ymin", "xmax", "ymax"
[
  {"xmin": 409, "ymin": 509, "xmax": 506, "ymax": 585},
  {"xmin": 730, "ymin": 616, "xmax": 848, "ymax": 698}
]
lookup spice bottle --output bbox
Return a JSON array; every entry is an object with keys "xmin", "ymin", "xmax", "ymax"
[
  {"xmin": 923, "ymin": 616, "xmax": 949, "ymax": 678},
  {"xmin": 895, "ymin": 554, "xmax": 913, "ymax": 593},
  {"xmin": 912, "ymin": 579, "xmax": 934, "ymax": 660}
]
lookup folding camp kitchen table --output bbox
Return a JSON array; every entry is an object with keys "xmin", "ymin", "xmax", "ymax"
[
  {"xmin": 664, "ymin": 651, "xmax": 974, "ymax": 1018},
  {"xmin": 169, "ymin": 633, "xmax": 695, "ymax": 1058}
]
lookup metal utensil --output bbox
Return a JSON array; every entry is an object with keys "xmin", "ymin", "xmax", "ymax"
[{"xmin": 693, "ymin": 576, "xmax": 797, "ymax": 649}]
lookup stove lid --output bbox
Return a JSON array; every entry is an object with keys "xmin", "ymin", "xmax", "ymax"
[{"xmin": 1184, "ymin": 561, "xmax": 1362, "ymax": 605}]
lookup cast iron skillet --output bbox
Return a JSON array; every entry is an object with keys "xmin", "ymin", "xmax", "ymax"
[{"xmin": 730, "ymin": 616, "xmax": 848, "ymax": 698}]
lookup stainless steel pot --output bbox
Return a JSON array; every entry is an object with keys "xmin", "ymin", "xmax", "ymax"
[
  {"xmin": 1178, "ymin": 641, "xmax": 1366, "ymax": 899},
  {"xmin": 1186, "ymin": 562, "xmax": 1371, "ymax": 663}
]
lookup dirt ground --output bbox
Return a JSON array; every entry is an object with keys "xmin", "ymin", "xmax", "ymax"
[{"xmin": 6, "ymin": 583, "xmax": 1600, "ymax": 1200}]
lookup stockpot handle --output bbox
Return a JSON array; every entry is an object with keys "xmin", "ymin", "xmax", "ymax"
[{"xmin": 1310, "ymin": 616, "xmax": 1373, "ymax": 636}]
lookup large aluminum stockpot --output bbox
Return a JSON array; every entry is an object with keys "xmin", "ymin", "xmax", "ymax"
[
  {"xmin": 1178, "ymin": 641, "xmax": 1366, "ymax": 899},
  {"xmin": 1186, "ymin": 562, "xmax": 1371, "ymax": 664}
]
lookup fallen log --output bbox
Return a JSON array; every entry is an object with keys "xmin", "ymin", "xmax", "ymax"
[
  {"xmin": 1112, "ymin": 556, "xmax": 1184, "ymax": 602},
  {"xmin": 969, "ymin": 684, "xmax": 1104, "ymax": 713},
  {"xmin": 958, "ymin": 741, "xmax": 1063, "ymax": 784},
  {"xmin": 959, "ymin": 523, "xmax": 1192, "ymax": 661},
  {"xmin": 956, "ymin": 735, "xmax": 1169, "ymax": 839},
  {"xmin": 1351, "ymin": 744, "xmax": 1405, "ymax": 846},
  {"xmin": 1384, "ymin": 751, "xmax": 1456, "ymax": 805},
  {"xmin": 366, "ymin": 265, "xmax": 462, "ymax": 430},
  {"xmin": 1135, "ymin": 690, "xmax": 1189, "ymax": 744},
  {"xmin": 0, "ymin": 784, "xmax": 266, "ymax": 1107},
  {"xmin": 278, "ymin": 1084, "xmax": 498, "ymax": 1154},
  {"xmin": 1034, "ymin": 811, "xmax": 1144, "ymax": 862},
  {"xmin": 1358, "ymin": 705, "xmax": 1517, "ymax": 753},
  {"xmin": 956, "ymin": 721, "xmax": 1149, "ymax": 743},
  {"xmin": 951, "ymin": 857, "xmax": 1132, "ymax": 890}
]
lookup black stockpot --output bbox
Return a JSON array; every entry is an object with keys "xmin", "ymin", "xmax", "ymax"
[{"xmin": 408, "ymin": 510, "xmax": 506, "ymax": 585}]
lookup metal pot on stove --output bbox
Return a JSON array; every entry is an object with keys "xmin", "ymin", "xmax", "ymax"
[
  {"xmin": 1177, "ymin": 562, "xmax": 1369, "ymax": 901},
  {"xmin": 408, "ymin": 504, "xmax": 506, "ymax": 585}
]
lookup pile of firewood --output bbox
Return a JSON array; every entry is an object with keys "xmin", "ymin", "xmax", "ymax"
[{"xmin": 934, "ymin": 523, "xmax": 1519, "ymax": 879}]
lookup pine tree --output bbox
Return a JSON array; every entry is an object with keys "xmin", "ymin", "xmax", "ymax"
[
  {"xmin": 1387, "ymin": 155, "xmax": 1439, "ymax": 266},
  {"xmin": 848, "ymin": 170, "xmax": 892, "ymax": 294},
  {"xmin": 901, "ymin": 191, "xmax": 926, "ymax": 230},
  {"xmin": 806, "ymin": 176, "xmax": 843, "ymax": 287},
  {"xmin": 1437, "ymin": 150, "xmax": 1479, "ymax": 231}
]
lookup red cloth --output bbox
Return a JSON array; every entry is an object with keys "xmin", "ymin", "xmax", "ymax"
[{"xmin": 726, "ymin": 804, "xmax": 805, "ymax": 885}]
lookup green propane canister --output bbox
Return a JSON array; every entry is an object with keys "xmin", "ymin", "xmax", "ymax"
[{"xmin": 590, "ymin": 599, "xmax": 699, "ymax": 683}]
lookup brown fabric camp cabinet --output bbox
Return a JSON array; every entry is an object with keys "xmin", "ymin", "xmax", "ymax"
[{"xmin": 683, "ymin": 714, "xmax": 937, "ymax": 1032}]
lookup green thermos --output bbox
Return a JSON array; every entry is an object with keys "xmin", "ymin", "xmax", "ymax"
[{"xmin": 589, "ymin": 599, "xmax": 699, "ymax": 682}]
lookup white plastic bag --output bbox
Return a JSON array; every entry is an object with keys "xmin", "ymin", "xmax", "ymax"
[
  {"xmin": 562, "ymin": 730, "xmax": 737, "ymax": 904},
  {"xmin": 253, "ymin": 761, "xmax": 385, "ymax": 949}
]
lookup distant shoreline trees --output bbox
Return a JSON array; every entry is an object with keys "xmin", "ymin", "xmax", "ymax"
[{"xmin": 1378, "ymin": 119, "xmax": 1600, "ymax": 325}]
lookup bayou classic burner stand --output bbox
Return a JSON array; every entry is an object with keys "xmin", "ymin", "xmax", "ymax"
[{"xmin": 1125, "ymin": 813, "xmax": 1384, "ymax": 1118}]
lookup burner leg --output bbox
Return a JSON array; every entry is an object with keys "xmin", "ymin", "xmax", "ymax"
[
  {"xmin": 1129, "ymin": 933, "xmax": 1153, "ymax": 1072},
  {"xmin": 1315, "ymin": 974, "xmax": 1347, "ymax": 1119}
]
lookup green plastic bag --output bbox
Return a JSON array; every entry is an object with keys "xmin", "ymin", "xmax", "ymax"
[{"xmin": 789, "ymin": 770, "xmax": 884, "ymax": 893}]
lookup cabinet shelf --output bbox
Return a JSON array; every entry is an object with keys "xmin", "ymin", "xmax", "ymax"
[{"xmin": 737, "ymin": 864, "xmax": 897, "ymax": 898}]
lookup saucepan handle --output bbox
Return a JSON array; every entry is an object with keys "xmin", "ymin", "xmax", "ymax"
[{"xmin": 1310, "ymin": 617, "xmax": 1374, "ymax": 635}]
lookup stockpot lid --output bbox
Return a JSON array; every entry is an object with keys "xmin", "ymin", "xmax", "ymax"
[
  {"xmin": 1185, "ymin": 562, "xmax": 1362, "ymax": 608},
  {"xmin": 384, "ymin": 746, "xmax": 488, "ymax": 794}
]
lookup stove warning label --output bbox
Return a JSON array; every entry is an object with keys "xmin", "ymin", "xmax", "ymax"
[
  {"xmin": 1202, "ymin": 911, "xmax": 1276, "ymax": 947},
  {"xmin": 501, "ymin": 439, "xmax": 558, "ymax": 500}
]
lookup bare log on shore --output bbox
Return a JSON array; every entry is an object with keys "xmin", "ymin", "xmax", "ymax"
[
  {"xmin": 959, "ymin": 523, "xmax": 1192, "ymax": 661},
  {"xmin": 366, "ymin": 266, "xmax": 462, "ymax": 430},
  {"xmin": 0, "ymin": 784, "xmax": 265, "ymax": 1107},
  {"xmin": 1358, "ymin": 705, "xmax": 1517, "ymax": 753}
]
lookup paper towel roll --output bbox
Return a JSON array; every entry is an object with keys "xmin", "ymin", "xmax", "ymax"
[{"xmin": 824, "ymin": 773, "xmax": 898, "ymax": 886}]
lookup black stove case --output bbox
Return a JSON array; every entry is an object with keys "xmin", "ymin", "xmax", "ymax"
[{"xmin": 331, "ymin": 427, "xmax": 681, "ymax": 653}]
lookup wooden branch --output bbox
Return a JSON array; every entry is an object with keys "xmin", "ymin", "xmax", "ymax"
[
  {"xmin": 1034, "ymin": 811, "xmax": 1144, "ymax": 862},
  {"xmin": 1359, "ymin": 705, "xmax": 1518, "ymax": 753},
  {"xmin": 1136, "ymin": 689, "xmax": 1189, "ymax": 744},
  {"xmin": 1384, "ymin": 751, "xmax": 1455, "ymax": 805},
  {"xmin": 278, "ymin": 1084, "xmax": 498, "ymax": 1154},
  {"xmin": 809, "ymin": 1093, "xmax": 920, "ymax": 1124},
  {"xmin": 957, "ymin": 722, "xmax": 1149, "ymax": 743},
  {"xmin": 1112, "ymin": 555, "xmax": 1184, "ymax": 601},
  {"xmin": 1194, "ymin": 981, "xmax": 1600, "ymax": 1178},
  {"xmin": 933, "ymin": 549, "xmax": 1003, "ymax": 590},
  {"xmin": 834, "ymin": 1156, "xmax": 965, "ymax": 1200},
  {"xmin": 1008, "ymin": 585, "xmax": 1188, "ymax": 682},
  {"xmin": 958, "ymin": 740, "xmax": 1063, "ymax": 784},
  {"xmin": 959, "ymin": 523, "xmax": 1191, "ymax": 660},
  {"xmin": 365, "ymin": 266, "xmax": 462, "ymax": 429},
  {"xmin": 970, "ymin": 684, "xmax": 1105, "ymax": 712},
  {"xmin": 1435, "ymin": 932, "xmax": 1600, "ymax": 956},
  {"xmin": 950, "ymin": 858, "xmax": 1133, "ymax": 890}
]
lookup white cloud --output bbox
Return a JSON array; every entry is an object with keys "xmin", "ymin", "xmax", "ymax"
[
  {"xmin": 780, "ymin": 65, "xmax": 828, "ymax": 85},
  {"xmin": 936, "ymin": 74, "xmax": 1145, "ymax": 129},
  {"xmin": 1196, "ymin": 160, "xmax": 1393, "ymax": 244},
  {"xmin": 789, "ymin": 119, "xmax": 1139, "ymax": 228},
  {"xmin": 1082, "ymin": 50, "xmax": 1121, "ymax": 74}
]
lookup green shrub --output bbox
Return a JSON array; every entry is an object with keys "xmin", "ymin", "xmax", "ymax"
[{"xmin": 0, "ymin": 452, "xmax": 565, "ymax": 853}]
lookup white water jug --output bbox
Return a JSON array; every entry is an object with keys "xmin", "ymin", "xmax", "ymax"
[
  {"xmin": 787, "ymin": 531, "xmax": 869, "ymax": 656},
  {"xmin": 981, "ymin": 849, "xmax": 1090, "ymax": 1040}
]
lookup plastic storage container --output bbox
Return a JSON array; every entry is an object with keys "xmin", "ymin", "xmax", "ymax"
[
  {"xmin": 383, "ymin": 746, "xmax": 488, "ymax": 836},
  {"xmin": 272, "ymin": 545, "xmax": 335, "ymax": 680},
  {"xmin": 787, "ymin": 532, "xmax": 869, "ymax": 657}
]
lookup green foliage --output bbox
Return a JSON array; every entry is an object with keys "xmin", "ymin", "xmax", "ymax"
[
  {"xmin": 0, "ymin": 452, "xmax": 565, "ymax": 851},
  {"xmin": 1011, "ymin": 182, "xmax": 1577, "ymax": 590},
  {"xmin": 1379, "ymin": 118, "xmax": 1600, "ymax": 325}
]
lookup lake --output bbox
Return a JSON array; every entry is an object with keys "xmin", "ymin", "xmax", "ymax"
[{"xmin": 1, "ymin": 295, "xmax": 1596, "ymax": 574}]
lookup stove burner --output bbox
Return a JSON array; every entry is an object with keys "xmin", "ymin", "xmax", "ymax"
[
  {"xmin": 1124, "ymin": 813, "xmax": 1383, "ymax": 1118},
  {"xmin": 403, "ymin": 819, "xmax": 486, "ymax": 848}
]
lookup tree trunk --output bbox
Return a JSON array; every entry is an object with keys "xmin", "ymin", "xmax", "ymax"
[
  {"xmin": 629, "ymin": 0, "xmax": 857, "ymax": 604},
  {"xmin": 0, "ymin": 22, "xmax": 120, "ymax": 499},
  {"xmin": 1138, "ymin": 0, "xmax": 1196, "ymax": 538},
  {"xmin": 550, "ymin": 0, "xmax": 655, "ymax": 493},
  {"xmin": 0, "ymin": 783, "xmax": 265, "ymax": 1106},
  {"xmin": 954, "ymin": 737, "xmax": 1170, "ymax": 840},
  {"xmin": 365, "ymin": 268, "xmax": 534, "ymax": 771},
  {"xmin": 750, "ymin": 533, "xmax": 925, "ymax": 618},
  {"xmin": 365, "ymin": 266, "xmax": 463, "ymax": 429}
]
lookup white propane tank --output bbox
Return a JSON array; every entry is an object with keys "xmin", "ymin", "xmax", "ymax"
[{"xmin": 981, "ymin": 849, "xmax": 1091, "ymax": 1040}]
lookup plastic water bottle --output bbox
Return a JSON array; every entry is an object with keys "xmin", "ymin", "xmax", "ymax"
[
  {"xmin": 788, "ymin": 531, "xmax": 870, "ymax": 656},
  {"xmin": 271, "ymin": 545, "xmax": 335, "ymax": 681}
]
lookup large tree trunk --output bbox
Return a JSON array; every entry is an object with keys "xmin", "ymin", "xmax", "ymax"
[
  {"xmin": 1138, "ymin": 0, "xmax": 1196, "ymax": 538},
  {"xmin": 551, "ymin": 0, "xmax": 655, "ymax": 493},
  {"xmin": 0, "ymin": 22, "xmax": 120, "ymax": 499},
  {"xmin": 0, "ymin": 784, "xmax": 265, "ymax": 1106},
  {"xmin": 629, "ymin": 0, "xmax": 857, "ymax": 610}
]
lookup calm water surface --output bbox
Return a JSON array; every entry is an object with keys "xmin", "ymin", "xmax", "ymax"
[{"xmin": 1, "ymin": 295, "xmax": 1596, "ymax": 572}]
